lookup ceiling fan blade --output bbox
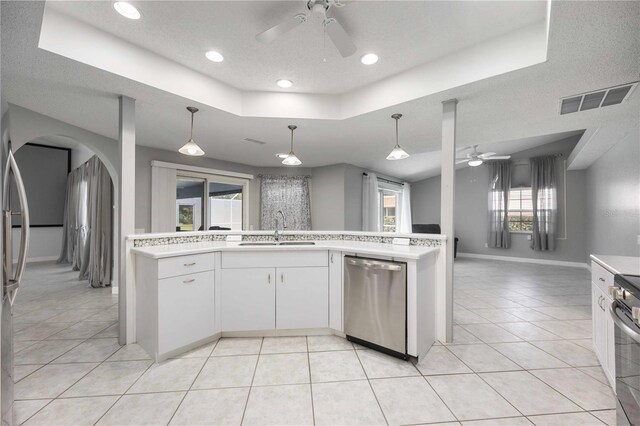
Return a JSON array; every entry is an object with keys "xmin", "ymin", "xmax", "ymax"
[
  {"xmin": 478, "ymin": 152, "xmax": 496, "ymax": 158},
  {"xmin": 256, "ymin": 14, "xmax": 305, "ymax": 44},
  {"xmin": 325, "ymin": 18, "xmax": 357, "ymax": 57},
  {"xmin": 456, "ymin": 159, "xmax": 469, "ymax": 164},
  {"xmin": 456, "ymin": 146, "xmax": 473, "ymax": 152},
  {"xmin": 486, "ymin": 155, "xmax": 511, "ymax": 160}
]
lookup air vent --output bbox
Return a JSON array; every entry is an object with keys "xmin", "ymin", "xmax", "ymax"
[
  {"xmin": 559, "ymin": 82, "xmax": 637, "ymax": 115},
  {"xmin": 241, "ymin": 137, "xmax": 267, "ymax": 145}
]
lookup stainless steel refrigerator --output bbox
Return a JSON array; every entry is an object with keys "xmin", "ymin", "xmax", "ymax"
[{"xmin": 1, "ymin": 149, "xmax": 29, "ymax": 426}]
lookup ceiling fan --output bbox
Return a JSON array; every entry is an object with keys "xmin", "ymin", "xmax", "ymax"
[
  {"xmin": 456, "ymin": 145, "xmax": 511, "ymax": 167},
  {"xmin": 255, "ymin": 0, "xmax": 357, "ymax": 58}
]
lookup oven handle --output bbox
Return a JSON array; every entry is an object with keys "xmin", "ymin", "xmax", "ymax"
[{"xmin": 609, "ymin": 302, "xmax": 640, "ymax": 345}]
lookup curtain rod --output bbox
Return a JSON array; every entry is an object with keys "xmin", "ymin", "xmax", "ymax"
[{"xmin": 362, "ymin": 172, "xmax": 403, "ymax": 186}]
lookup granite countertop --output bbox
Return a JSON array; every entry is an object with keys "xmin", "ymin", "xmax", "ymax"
[
  {"xmin": 131, "ymin": 239, "xmax": 440, "ymax": 260},
  {"xmin": 590, "ymin": 254, "xmax": 640, "ymax": 275}
]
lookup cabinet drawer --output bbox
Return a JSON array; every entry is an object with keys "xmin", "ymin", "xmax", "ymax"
[
  {"xmin": 158, "ymin": 270, "xmax": 215, "ymax": 354},
  {"xmin": 158, "ymin": 253, "xmax": 215, "ymax": 279},
  {"xmin": 221, "ymin": 251, "xmax": 328, "ymax": 269},
  {"xmin": 592, "ymin": 261, "xmax": 613, "ymax": 294}
]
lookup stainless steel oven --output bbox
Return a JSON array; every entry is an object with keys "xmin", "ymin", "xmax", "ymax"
[{"xmin": 610, "ymin": 274, "xmax": 640, "ymax": 426}]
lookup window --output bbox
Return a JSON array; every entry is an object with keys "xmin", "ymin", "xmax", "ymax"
[
  {"xmin": 176, "ymin": 174, "xmax": 248, "ymax": 231},
  {"xmin": 508, "ymin": 187, "xmax": 533, "ymax": 232},
  {"xmin": 378, "ymin": 188, "xmax": 399, "ymax": 233}
]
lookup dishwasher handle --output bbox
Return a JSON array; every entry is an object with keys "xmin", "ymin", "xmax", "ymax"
[{"xmin": 345, "ymin": 258, "xmax": 403, "ymax": 272}]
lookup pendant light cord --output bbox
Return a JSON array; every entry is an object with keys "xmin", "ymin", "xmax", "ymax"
[
  {"xmin": 395, "ymin": 116, "xmax": 399, "ymax": 148},
  {"xmin": 290, "ymin": 127, "xmax": 294, "ymax": 152},
  {"xmin": 190, "ymin": 111, "xmax": 194, "ymax": 139}
]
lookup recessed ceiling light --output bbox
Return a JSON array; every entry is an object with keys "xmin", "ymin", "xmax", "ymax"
[
  {"xmin": 113, "ymin": 2, "xmax": 141, "ymax": 20},
  {"xmin": 361, "ymin": 53, "xmax": 379, "ymax": 65},
  {"xmin": 276, "ymin": 79, "xmax": 293, "ymax": 88},
  {"xmin": 205, "ymin": 50, "xmax": 224, "ymax": 63},
  {"xmin": 275, "ymin": 153, "xmax": 289, "ymax": 159}
]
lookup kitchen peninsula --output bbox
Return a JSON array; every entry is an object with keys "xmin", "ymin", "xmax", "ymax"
[{"xmin": 127, "ymin": 231, "xmax": 447, "ymax": 362}]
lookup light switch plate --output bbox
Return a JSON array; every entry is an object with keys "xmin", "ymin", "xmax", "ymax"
[{"xmin": 392, "ymin": 238, "xmax": 410, "ymax": 246}]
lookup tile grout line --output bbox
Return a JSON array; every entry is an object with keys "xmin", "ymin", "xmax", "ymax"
[
  {"xmin": 166, "ymin": 339, "xmax": 220, "ymax": 425},
  {"xmin": 306, "ymin": 336, "xmax": 317, "ymax": 426},
  {"xmin": 239, "ymin": 337, "xmax": 263, "ymax": 425},
  {"xmin": 353, "ymin": 347, "xmax": 389, "ymax": 426}
]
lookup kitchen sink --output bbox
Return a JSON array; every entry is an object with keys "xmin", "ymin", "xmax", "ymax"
[{"xmin": 237, "ymin": 241, "xmax": 316, "ymax": 246}]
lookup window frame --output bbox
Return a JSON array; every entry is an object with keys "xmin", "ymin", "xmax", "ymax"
[
  {"xmin": 377, "ymin": 180, "xmax": 402, "ymax": 233},
  {"xmin": 176, "ymin": 170, "xmax": 250, "ymax": 231},
  {"xmin": 507, "ymin": 186, "xmax": 534, "ymax": 234}
]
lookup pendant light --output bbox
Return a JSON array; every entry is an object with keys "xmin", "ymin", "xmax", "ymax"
[
  {"xmin": 282, "ymin": 125, "xmax": 302, "ymax": 166},
  {"xmin": 386, "ymin": 113, "xmax": 409, "ymax": 160},
  {"xmin": 179, "ymin": 106, "xmax": 205, "ymax": 156}
]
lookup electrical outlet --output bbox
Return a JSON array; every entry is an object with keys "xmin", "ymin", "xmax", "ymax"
[
  {"xmin": 484, "ymin": 242, "xmax": 488, "ymax": 248},
  {"xmin": 527, "ymin": 235, "xmax": 532, "ymax": 241},
  {"xmin": 637, "ymin": 235, "xmax": 640, "ymax": 245}
]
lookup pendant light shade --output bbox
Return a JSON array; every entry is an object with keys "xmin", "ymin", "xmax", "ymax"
[
  {"xmin": 282, "ymin": 125, "xmax": 302, "ymax": 166},
  {"xmin": 386, "ymin": 113, "xmax": 409, "ymax": 161},
  {"xmin": 179, "ymin": 107, "xmax": 205, "ymax": 156}
]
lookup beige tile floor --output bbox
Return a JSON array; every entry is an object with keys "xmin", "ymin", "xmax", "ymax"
[{"xmin": 12, "ymin": 259, "xmax": 617, "ymax": 425}]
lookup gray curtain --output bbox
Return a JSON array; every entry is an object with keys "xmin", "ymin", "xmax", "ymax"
[
  {"xmin": 487, "ymin": 161, "xmax": 512, "ymax": 248},
  {"xmin": 59, "ymin": 156, "xmax": 113, "ymax": 287},
  {"xmin": 530, "ymin": 156, "xmax": 557, "ymax": 251},
  {"xmin": 260, "ymin": 175, "xmax": 311, "ymax": 230}
]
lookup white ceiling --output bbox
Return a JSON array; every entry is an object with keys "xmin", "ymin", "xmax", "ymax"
[
  {"xmin": 2, "ymin": 1, "xmax": 639, "ymax": 182},
  {"xmin": 46, "ymin": 0, "xmax": 546, "ymax": 95}
]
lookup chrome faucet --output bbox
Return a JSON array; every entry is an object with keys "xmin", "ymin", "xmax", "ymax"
[{"xmin": 274, "ymin": 210, "xmax": 287, "ymax": 242}]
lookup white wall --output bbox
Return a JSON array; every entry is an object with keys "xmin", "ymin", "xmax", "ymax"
[
  {"xmin": 585, "ymin": 124, "xmax": 640, "ymax": 258},
  {"xmin": 311, "ymin": 164, "xmax": 347, "ymax": 230},
  {"xmin": 12, "ymin": 227, "xmax": 61, "ymax": 262}
]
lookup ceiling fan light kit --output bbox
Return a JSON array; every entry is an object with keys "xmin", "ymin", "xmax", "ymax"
[
  {"xmin": 282, "ymin": 125, "xmax": 302, "ymax": 166},
  {"xmin": 256, "ymin": 0, "xmax": 357, "ymax": 58},
  {"xmin": 179, "ymin": 107, "xmax": 205, "ymax": 156},
  {"xmin": 456, "ymin": 145, "xmax": 511, "ymax": 166},
  {"xmin": 386, "ymin": 113, "xmax": 409, "ymax": 161}
]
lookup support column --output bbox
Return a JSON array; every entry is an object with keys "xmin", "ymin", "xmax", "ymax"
[
  {"xmin": 118, "ymin": 96, "xmax": 135, "ymax": 345},
  {"xmin": 439, "ymin": 99, "xmax": 457, "ymax": 343}
]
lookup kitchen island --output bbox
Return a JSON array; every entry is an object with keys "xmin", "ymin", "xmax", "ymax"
[{"xmin": 127, "ymin": 231, "xmax": 447, "ymax": 362}]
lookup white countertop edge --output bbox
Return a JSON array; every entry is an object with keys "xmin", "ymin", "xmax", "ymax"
[
  {"xmin": 590, "ymin": 254, "xmax": 640, "ymax": 275},
  {"xmin": 131, "ymin": 241, "xmax": 440, "ymax": 261},
  {"xmin": 126, "ymin": 230, "xmax": 448, "ymax": 241}
]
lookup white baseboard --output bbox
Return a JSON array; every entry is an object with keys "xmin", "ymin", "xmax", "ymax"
[
  {"xmin": 14, "ymin": 256, "xmax": 58, "ymax": 264},
  {"xmin": 457, "ymin": 252, "xmax": 589, "ymax": 269}
]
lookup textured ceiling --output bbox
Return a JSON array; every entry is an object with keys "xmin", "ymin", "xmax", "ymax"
[
  {"xmin": 2, "ymin": 1, "xmax": 639, "ymax": 182},
  {"xmin": 46, "ymin": 0, "xmax": 546, "ymax": 94}
]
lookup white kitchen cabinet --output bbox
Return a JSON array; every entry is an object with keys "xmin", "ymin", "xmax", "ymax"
[
  {"xmin": 158, "ymin": 271, "xmax": 215, "ymax": 354},
  {"xmin": 276, "ymin": 267, "xmax": 328, "ymax": 329},
  {"xmin": 329, "ymin": 250, "xmax": 343, "ymax": 331},
  {"xmin": 219, "ymin": 268, "xmax": 276, "ymax": 331},
  {"xmin": 135, "ymin": 253, "xmax": 215, "ymax": 361},
  {"xmin": 591, "ymin": 261, "xmax": 615, "ymax": 389}
]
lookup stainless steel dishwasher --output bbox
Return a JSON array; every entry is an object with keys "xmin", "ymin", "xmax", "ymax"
[{"xmin": 344, "ymin": 256, "xmax": 408, "ymax": 359}]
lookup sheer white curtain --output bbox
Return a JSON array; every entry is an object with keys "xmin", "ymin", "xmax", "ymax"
[
  {"xmin": 362, "ymin": 173, "xmax": 380, "ymax": 232},
  {"xmin": 396, "ymin": 182, "xmax": 412, "ymax": 233}
]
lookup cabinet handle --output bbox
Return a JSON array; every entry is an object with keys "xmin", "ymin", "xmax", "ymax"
[
  {"xmin": 184, "ymin": 262, "xmax": 196, "ymax": 267},
  {"xmin": 331, "ymin": 253, "xmax": 334, "ymax": 263},
  {"xmin": 183, "ymin": 279, "xmax": 195, "ymax": 284},
  {"xmin": 268, "ymin": 274, "xmax": 271, "ymax": 284},
  {"xmin": 599, "ymin": 277, "xmax": 605, "ymax": 282},
  {"xmin": 281, "ymin": 273, "xmax": 284, "ymax": 283}
]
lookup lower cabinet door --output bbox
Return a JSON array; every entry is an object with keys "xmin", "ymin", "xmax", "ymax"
[
  {"xmin": 605, "ymin": 305, "xmax": 616, "ymax": 388},
  {"xmin": 277, "ymin": 267, "xmax": 329, "ymax": 329},
  {"xmin": 592, "ymin": 285, "xmax": 606, "ymax": 364},
  {"xmin": 158, "ymin": 270, "xmax": 215, "ymax": 354},
  {"xmin": 220, "ymin": 268, "xmax": 276, "ymax": 331}
]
